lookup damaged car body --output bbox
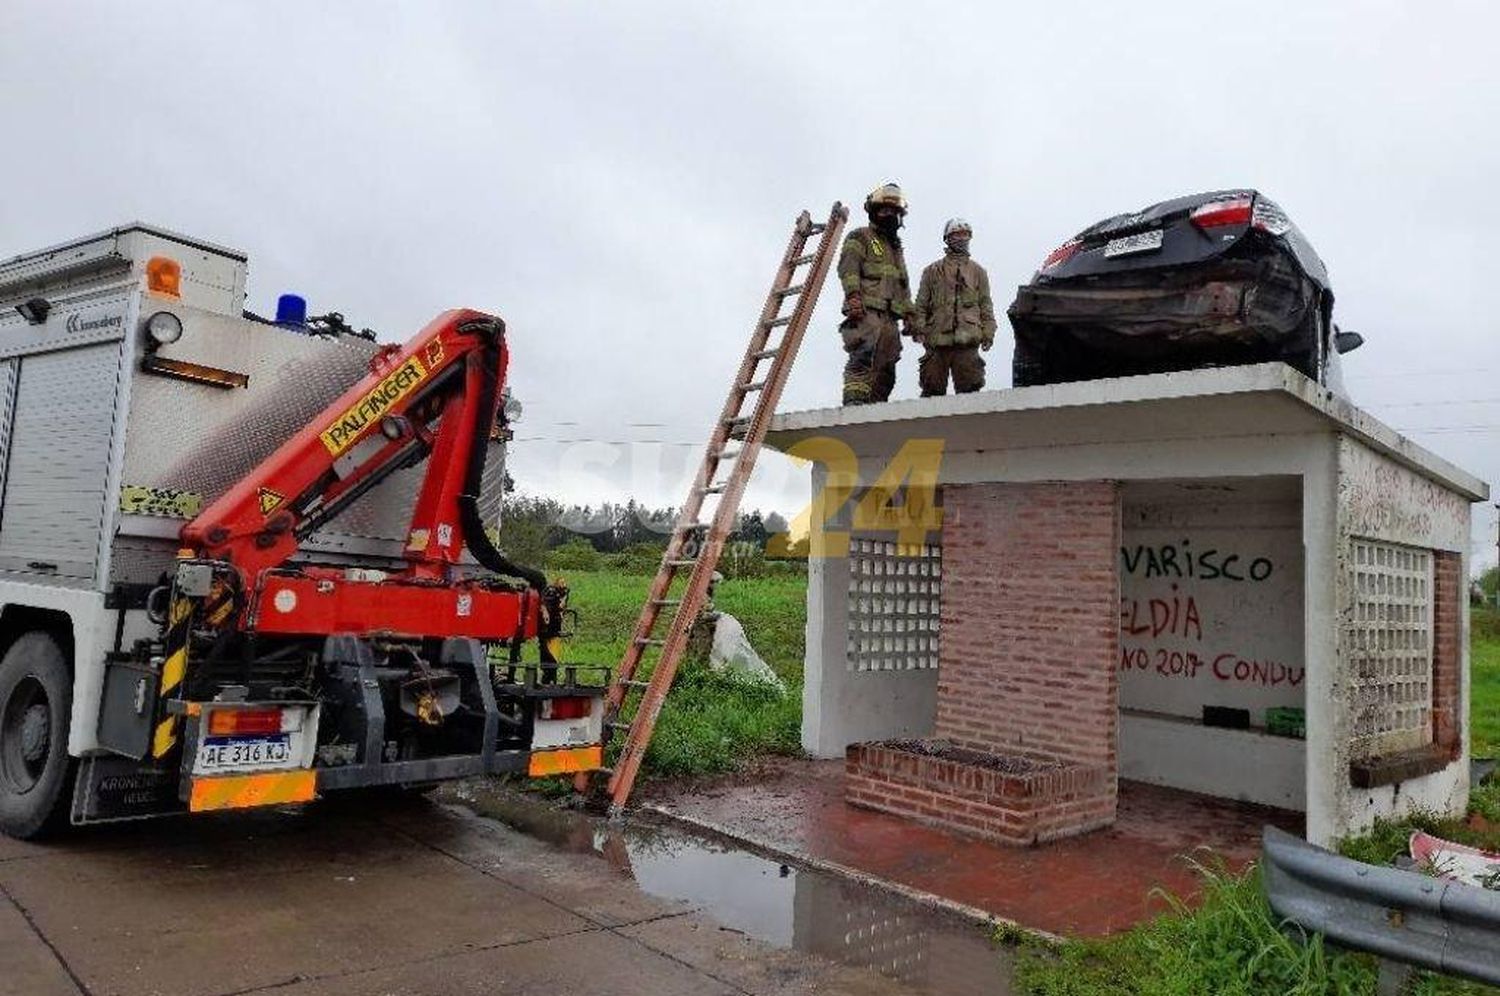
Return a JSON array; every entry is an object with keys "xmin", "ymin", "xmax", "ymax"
[{"xmin": 1008, "ymin": 189, "xmax": 1362, "ymax": 390}]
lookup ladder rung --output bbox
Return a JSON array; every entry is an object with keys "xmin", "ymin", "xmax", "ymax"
[
  {"xmin": 650, "ymin": 598, "xmax": 682, "ymax": 607},
  {"xmin": 791, "ymin": 254, "xmax": 816, "ymax": 266},
  {"xmin": 739, "ymin": 380, "xmax": 766, "ymax": 392},
  {"xmin": 764, "ymin": 316, "xmax": 792, "ymax": 328},
  {"xmin": 774, "ymin": 284, "xmax": 805, "ymax": 298},
  {"xmin": 699, "ymin": 483, "xmax": 727, "ymax": 495},
  {"xmin": 666, "ymin": 559, "xmax": 697, "ymax": 567},
  {"xmin": 635, "ymin": 637, "xmax": 665, "ymax": 647},
  {"xmin": 622, "ymin": 679, "xmax": 650, "ymax": 690},
  {"xmin": 750, "ymin": 348, "xmax": 780, "ymax": 360},
  {"xmin": 807, "ymin": 223, "xmax": 826, "ymax": 234},
  {"xmin": 607, "ymin": 720, "xmax": 632, "ymax": 732}
]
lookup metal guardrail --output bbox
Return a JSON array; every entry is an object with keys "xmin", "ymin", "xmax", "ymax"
[{"xmin": 1262, "ymin": 825, "xmax": 1500, "ymax": 986}]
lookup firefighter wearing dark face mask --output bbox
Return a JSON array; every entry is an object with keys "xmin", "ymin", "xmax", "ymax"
[
  {"xmin": 837, "ymin": 183, "xmax": 917, "ymax": 405},
  {"xmin": 913, "ymin": 218, "xmax": 996, "ymax": 396}
]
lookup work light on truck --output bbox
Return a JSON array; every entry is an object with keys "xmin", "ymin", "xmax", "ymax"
[
  {"xmin": 15, "ymin": 297, "xmax": 50, "ymax": 324},
  {"xmin": 145, "ymin": 311, "xmax": 183, "ymax": 346}
]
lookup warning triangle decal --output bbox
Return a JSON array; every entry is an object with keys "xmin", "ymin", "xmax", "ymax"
[{"xmin": 258, "ymin": 488, "xmax": 285, "ymax": 516}]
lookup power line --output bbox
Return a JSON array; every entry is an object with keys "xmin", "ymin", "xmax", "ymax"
[
  {"xmin": 1367, "ymin": 397, "xmax": 1500, "ymax": 409},
  {"xmin": 1392, "ymin": 425, "xmax": 1499, "ymax": 435},
  {"xmin": 1350, "ymin": 368, "xmax": 1499, "ymax": 380}
]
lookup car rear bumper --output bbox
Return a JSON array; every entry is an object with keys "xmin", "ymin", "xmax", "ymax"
[
  {"xmin": 1008, "ymin": 253, "xmax": 1319, "ymax": 386},
  {"xmin": 1010, "ymin": 279, "xmax": 1257, "ymax": 353}
]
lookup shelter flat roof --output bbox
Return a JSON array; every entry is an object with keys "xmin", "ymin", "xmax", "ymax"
[{"xmin": 767, "ymin": 363, "xmax": 1488, "ymax": 502}]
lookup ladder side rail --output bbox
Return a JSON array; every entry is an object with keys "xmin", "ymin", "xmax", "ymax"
[
  {"xmin": 716, "ymin": 211, "xmax": 812, "ymax": 419},
  {"xmin": 673, "ymin": 213, "xmax": 812, "ymax": 511},
  {"xmin": 713, "ymin": 206, "xmax": 847, "ymax": 494},
  {"xmin": 610, "ymin": 211, "xmax": 814, "ymax": 682},
  {"xmin": 604, "ymin": 204, "xmax": 847, "ymax": 810},
  {"xmin": 605, "ymin": 548, "xmax": 718, "ymax": 801}
]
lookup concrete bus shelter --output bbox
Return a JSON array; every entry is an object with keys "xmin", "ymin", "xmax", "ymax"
[{"xmin": 765, "ymin": 363, "xmax": 1489, "ymax": 847}]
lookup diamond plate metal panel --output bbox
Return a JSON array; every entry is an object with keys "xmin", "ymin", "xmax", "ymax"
[{"xmin": 112, "ymin": 307, "xmax": 508, "ymax": 583}]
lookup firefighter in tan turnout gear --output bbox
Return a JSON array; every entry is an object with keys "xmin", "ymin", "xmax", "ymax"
[
  {"xmin": 913, "ymin": 218, "xmax": 997, "ymax": 396},
  {"xmin": 838, "ymin": 183, "xmax": 917, "ymax": 405}
]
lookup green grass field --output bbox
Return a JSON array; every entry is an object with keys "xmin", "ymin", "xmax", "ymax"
[
  {"xmin": 1471, "ymin": 607, "xmax": 1499, "ymax": 759},
  {"xmin": 550, "ymin": 569, "xmax": 806, "ymax": 778}
]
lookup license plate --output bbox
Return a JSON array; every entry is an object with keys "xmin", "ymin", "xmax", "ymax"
[
  {"xmin": 197, "ymin": 736, "xmax": 292, "ymax": 773},
  {"xmin": 1104, "ymin": 229, "xmax": 1164, "ymax": 258}
]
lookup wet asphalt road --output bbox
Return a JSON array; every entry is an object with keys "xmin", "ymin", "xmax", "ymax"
[{"xmin": 0, "ymin": 795, "xmax": 911, "ymax": 996}]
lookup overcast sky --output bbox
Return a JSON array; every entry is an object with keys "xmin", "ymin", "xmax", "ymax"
[{"xmin": 2, "ymin": 1, "xmax": 1496, "ymax": 570}]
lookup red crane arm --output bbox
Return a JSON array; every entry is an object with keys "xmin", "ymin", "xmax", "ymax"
[{"xmin": 181, "ymin": 308, "xmax": 523, "ymax": 585}]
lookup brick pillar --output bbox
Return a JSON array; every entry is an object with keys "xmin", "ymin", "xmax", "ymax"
[
  {"xmin": 935, "ymin": 481, "xmax": 1122, "ymax": 774},
  {"xmin": 1432, "ymin": 551, "xmax": 1462, "ymax": 759}
]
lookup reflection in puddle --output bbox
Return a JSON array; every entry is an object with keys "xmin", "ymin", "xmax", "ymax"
[{"xmin": 450, "ymin": 782, "xmax": 1013, "ymax": 995}]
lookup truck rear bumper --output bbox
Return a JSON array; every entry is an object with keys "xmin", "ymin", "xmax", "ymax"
[{"xmin": 180, "ymin": 744, "xmax": 604, "ymax": 812}]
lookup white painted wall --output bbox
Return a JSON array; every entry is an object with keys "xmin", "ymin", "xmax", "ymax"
[
  {"xmin": 1331, "ymin": 436, "xmax": 1472, "ymax": 838},
  {"xmin": 801, "ymin": 466, "xmax": 938, "ymax": 758},
  {"xmin": 1120, "ymin": 712, "xmax": 1306, "ymax": 810},
  {"xmin": 1115, "ymin": 478, "xmax": 1308, "ymax": 811},
  {"xmin": 1119, "ymin": 479, "xmax": 1305, "ymax": 721}
]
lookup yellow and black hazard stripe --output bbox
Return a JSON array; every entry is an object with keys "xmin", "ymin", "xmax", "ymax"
[
  {"xmin": 150, "ymin": 594, "xmax": 195, "ymax": 759},
  {"xmin": 152, "ymin": 573, "xmax": 239, "ymax": 759},
  {"xmin": 188, "ymin": 771, "xmax": 317, "ymax": 812}
]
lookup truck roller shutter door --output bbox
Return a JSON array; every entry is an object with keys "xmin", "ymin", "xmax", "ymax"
[{"xmin": 0, "ymin": 342, "xmax": 124, "ymax": 579}]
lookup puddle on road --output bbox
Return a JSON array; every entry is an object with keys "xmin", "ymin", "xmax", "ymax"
[{"xmin": 449, "ymin": 782, "xmax": 1015, "ymax": 996}]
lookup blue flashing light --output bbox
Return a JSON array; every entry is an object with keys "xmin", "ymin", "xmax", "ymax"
[{"xmin": 275, "ymin": 293, "xmax": 307, "ymax": 327}]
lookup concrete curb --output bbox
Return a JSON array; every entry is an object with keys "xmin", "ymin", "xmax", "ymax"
[{"xmin": 640, "ymin": 801, "xmax": 1064, "ymax": 945}]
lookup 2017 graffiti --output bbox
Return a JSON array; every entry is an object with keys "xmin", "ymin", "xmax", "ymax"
[
  {"xmin": 1119, "ymin": 646, "xmax": 1304, "ymax": 687},
  {"xmin": 1120, "ymin": 542, "xmax": 1273, "ymax": 582}
]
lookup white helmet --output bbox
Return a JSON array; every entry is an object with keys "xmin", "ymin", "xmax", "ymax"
[{"xmin": 943, "ymin": 218, "xmax": 972, "ymax": 238}]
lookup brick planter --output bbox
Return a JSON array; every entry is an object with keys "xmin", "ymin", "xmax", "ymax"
[{"xmin": 846, "ymin": 739, "xmax": 1115, "ymax": 845}]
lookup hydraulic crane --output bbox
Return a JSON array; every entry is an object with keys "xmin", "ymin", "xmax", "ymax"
[
  {"xmin": 143, "ymin": 308, "xmax": 604, "ymax": 813},
  {"xmin": 181, "ymin": 308, "xmax": 549, "ymax": 638}
]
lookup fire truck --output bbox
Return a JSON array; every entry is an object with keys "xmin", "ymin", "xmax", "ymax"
[{"xmin": 0, "ymin": 224, "xmax": 605, "ymax": 838}]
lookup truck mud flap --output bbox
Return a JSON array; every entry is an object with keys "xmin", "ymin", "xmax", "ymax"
[{"xmin": 71, "ymin": 755, "xmax": 185, "ymax": 824}]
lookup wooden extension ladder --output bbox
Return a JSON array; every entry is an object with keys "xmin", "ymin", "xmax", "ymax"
[{"xmin": 576, "ymin": 202, "xmax": 849, "ymax": 814}]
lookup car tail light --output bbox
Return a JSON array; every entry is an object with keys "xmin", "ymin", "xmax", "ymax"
[
  {"xmin": 207, "ymin": 708, "xmax": 285, "ymax": 736},
  {"xmin": 1190, "ymin": 196, "xmax": 1253, "ymax": 228},
  {"xmin": 1040, "ymin": 238, "xmax": 1082, "ymax": 270},
  {"xmin": 540, "ymin": 697, "xmax": 592, "ymax": 721}
]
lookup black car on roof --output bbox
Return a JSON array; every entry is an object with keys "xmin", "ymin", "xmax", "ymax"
[{"xmin": 1007, "ymin": 189, "xmax": 1360, "ymax": 389}]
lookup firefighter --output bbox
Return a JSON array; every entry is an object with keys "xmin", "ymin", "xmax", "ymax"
[
  {"xmin": 913, "ymin": 218, "xmax": 997, "ymax": 396},
  {"xmin": 838, "ymin": 183, "xmax": 916, "ymax": 405}
]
